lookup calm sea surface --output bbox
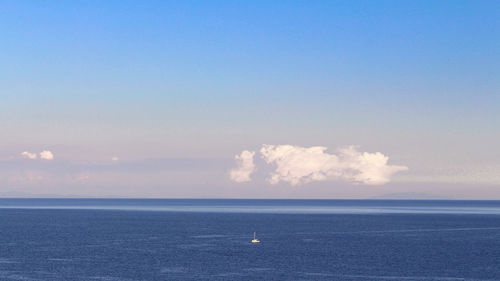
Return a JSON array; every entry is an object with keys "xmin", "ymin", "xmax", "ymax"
[{"xmin": 0, "ymin": 199, "xmax": 499, "ymax": 280}]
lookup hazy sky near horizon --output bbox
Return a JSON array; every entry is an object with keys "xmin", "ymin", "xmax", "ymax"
[{"xmin": 1, "ymin": 1, "xmax": 499, "ymax": 198}]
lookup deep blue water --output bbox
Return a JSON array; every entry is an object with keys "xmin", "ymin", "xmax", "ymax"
[{"xmin": 0, "ymin": 199, "xmax": 499, "ymax": 280}]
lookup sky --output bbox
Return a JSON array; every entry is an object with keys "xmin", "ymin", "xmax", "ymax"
[{"xmin": 1, "ymin": 0, "xmax": 499, "ymax": 199}]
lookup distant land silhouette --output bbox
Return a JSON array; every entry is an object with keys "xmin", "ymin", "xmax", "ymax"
[{"xmin": 370, "ymin": 193, "xmax": 453, "ymax": 200}]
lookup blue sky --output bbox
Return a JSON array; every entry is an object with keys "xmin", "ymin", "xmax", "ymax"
[{"xmin": 0, "ymin": 1, "xmax": 499, "ymax": 198}]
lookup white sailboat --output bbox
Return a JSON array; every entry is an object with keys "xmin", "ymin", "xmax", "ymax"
[{"xmin": 251, "ymin": 232, "xmax": 260, "ymax": 243}]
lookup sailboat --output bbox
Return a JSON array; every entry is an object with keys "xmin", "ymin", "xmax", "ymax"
[{"xmin": 251, "ymin": 232, "xmax": 260, "ymax": 243}]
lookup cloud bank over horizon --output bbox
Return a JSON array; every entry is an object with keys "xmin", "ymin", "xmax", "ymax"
[{"xmin": 231, "ymin": 145, "xmax": 408, "ymax": 186}]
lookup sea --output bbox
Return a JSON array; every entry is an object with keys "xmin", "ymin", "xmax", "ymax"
[{"xmin": 0, "ymin": 199, "xmax": 499, "ymax": 281}]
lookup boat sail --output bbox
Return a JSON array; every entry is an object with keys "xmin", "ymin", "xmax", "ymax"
[{"xmin": 251, "ymin": 232, "xmax": 260, "ymax": 243}]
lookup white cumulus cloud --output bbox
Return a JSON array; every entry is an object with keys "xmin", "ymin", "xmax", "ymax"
[
  {"xmin": 260, "ymin": 145, "xmax": 407, "ymax": 185},
  {"xmin": 21, "ymin": 151, "xmax": 37, "ymax": 159},
  {"xmin": 230, "ymin": 144, "xmax": 408, "ymax": 186},
  {"xmin": 229, "ymin": 150, "xmax": 256, "ymax": 183},
  {"xmin": 39, "ymin": 150, "xmax": 54, "ymax": 160}
]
